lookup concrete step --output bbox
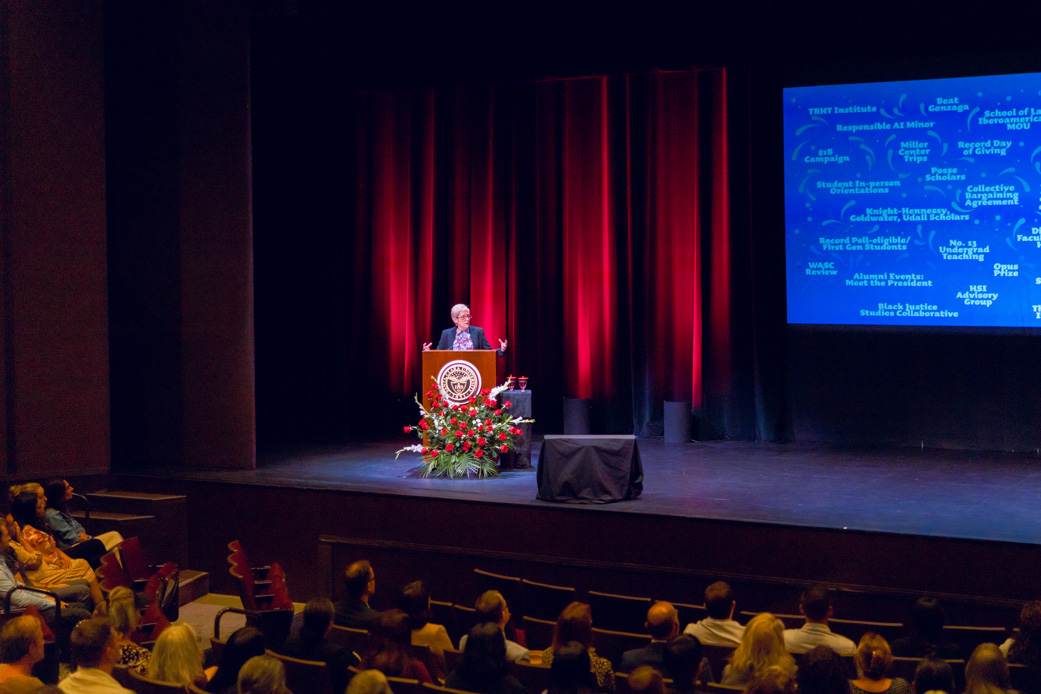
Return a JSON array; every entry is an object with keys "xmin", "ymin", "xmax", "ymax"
[{"xmin": 72, "ymin": 511, "xmax": 156, "ymax": 543}]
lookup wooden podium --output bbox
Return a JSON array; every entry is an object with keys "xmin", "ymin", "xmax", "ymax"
[{"xmin": 422, "ymin": 350, "xmax": 498, "ymax": 410}]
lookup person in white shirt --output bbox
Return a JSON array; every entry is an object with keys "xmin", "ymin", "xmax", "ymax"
[
  {"xmin": 684, "ymin": 581, "xmax": 745, "ymax": 647},
  {"xmin": 58, "ymin": 618, "xmax": 135, "ymax": 694},
  {"xmin": 458, "ymin": 590, "xmax": 529, "ymax": 662},
  {"xmin": 782, "ymin": 585, "xmax": 856, "ymax": 656}
]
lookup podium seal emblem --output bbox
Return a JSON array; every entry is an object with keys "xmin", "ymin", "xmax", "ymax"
[{"xmin": 436, "ymin": 360, "xmax": 482, "ymax": 406}]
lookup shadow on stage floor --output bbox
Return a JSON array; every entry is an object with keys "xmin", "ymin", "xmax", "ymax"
[{"xmin": 134, "ymin": 437, "xmax": 1041, "ymax": 547}]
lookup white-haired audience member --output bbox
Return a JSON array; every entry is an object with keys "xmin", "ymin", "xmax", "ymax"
[
  {"xmin": 237, "ymin": 655, "xmax": 291, "ymax": 694},
  {"xmin": 347, "ymin": 669, "xmax": 394, "ymax": 694}
]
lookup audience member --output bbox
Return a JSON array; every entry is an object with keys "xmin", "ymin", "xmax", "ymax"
[
  {"xmin": 237, "ymin": 654, "xmax": 291, "ymax": 694},
  {"xmin": 0, "ymin": 615, "xmax": 46, "ymax": 694},
  {"xmin": 892, "ymin": 597, "xmax": 960, "ymax": 659},
  {"xmin": 400, "ymin": 580, "xmax": 453, "ymax": 661},
  {"xmin": 335, "ymin": 560, "xmax": 379, "ymax": 629},
  {"xmin": 281, "ymin": 597, "xmax": 357, "ymax": 694},
  {"xmin": 205, "ymin": 627, "xmax": 267, "ymax": 694},
  {"xmin": 0, "ymin": 520, "xmax": 91, "ymax": 660},
  {"xmin": 362, "ymin": 608, "xmax": 433, "ymax": 682},
  {"xmin": 460, "ymin": 591, "xmax": 530, "ymax": 662},
  {"xmin": 96, "ymin": 586, "xmax": 151, "ymax": 674},
  {"xmin": 146, "ymin": 622, "xmax": 208, "ymax": 688},
  {"xmin": 619, "ymin": 601, "xmax": 680, "ymax": 674},
  {"xmin": 1000, "ymin": 600, "xmax": 1041, "ymax": 665},
  {"xmin": 964, "ymin": 643, "xmax": 1014, "ymax": 694},
  {"xmin": 721, "ymin": 613, "xmax": 795, "ymax": 687},
  {"xmin": 444, "ymin": 622, "xmax": 526, "ymax": 694},
  {"xmin": 662, "ymin": 635, "xmax": 706, "ymax": 694},
  {"xmin": 684, "ymin": 581, "xmax": 745, "ymax": 647},
  {"xmin": 782, "ymin": 585, "xmax": 856, "ymax": 656},
  {"xmin": 346, "ymin": 669, "xmax": 393, "ymax": 694},
  {"xmin": 58, "ymin": 618, "xmax": 134, "ymax": 694},
  {"xmin": 7, "ymin": 498, "xmax": 103, "ymax": 608},
  {"xmin": 795, "ymin": 645, "xmax": 848, "ymax": 694},
  {"xmin": 541, "ymin": 603, "xmax": 614, "ymax": 693},
  {"xmin": 850, "ymin": 632, "xmax": 911, "ymax": 694},
  {"xmin": 746, "ymin": 665, "xmax": 798, "ymax": 694},
  {"xmin": 11, "ymin": 492, "xmax": 104, "ymax": 570},
  {"xmin": 626, "ymin": 666, "xmax": 666, "ymax": 694},
  {"xmin": 42, "ymin": 480, "xmax": 123, "ymax": 552},
  {"xmin": 912, "ymin": 656, "xmax": 956, "ymax": 694},
  {"xmin": 547, "ymin": 641, "xmax": 596, "ymax": 694},
  {"xmin": 4, "ymin": 512, "xmax": 97, "ymax": 610}
]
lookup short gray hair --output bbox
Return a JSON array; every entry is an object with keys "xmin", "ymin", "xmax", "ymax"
[{"xmin": 451, "ymin": 304, "xmax": 470, "ymax": 319}]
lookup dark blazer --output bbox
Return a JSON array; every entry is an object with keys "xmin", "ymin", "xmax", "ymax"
[
  {"xmin": 333, "ymin": 597, "xmax": 378, "ymax": 630},
  {"xmin": 436, "ymin": 325, "xmax": 504, "ymax": 356},
  {"xmin": 619, "ymin": 641, "xmax": 667, "ymax": 674}
]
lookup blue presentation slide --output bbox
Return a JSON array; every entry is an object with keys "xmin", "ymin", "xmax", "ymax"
[{"xmin": 784, "ymin": 72, "xmax": 1041, "ymax": 327}]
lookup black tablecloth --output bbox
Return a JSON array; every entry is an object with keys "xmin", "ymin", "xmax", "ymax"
[
  {"xmin": 536, "ymin": 435, "xmax": 643, "ymax": 503},
  {"xmin": 499, "ymin": 390, "xmax": 532, "ymax": 469}
]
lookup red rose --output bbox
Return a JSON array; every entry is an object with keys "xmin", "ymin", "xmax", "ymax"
[
  {"xmin": 403, "ymin": 426, "xmax": 412, "ymax": 433},
  {"xmin": 468, "ymin": 396, "xmax": 476, "ymax": 404},
  {"xmin": 431, "ymin": 450, "xmax": 439, "ymax": 457},
  {"xmin": 500, "ymin": 444, "xmax": 509, "ymax": 452},
  {"xmin": 463, "ymin": 441, "xmax": 471, "ymax": 450},
  {"xmin": 419, "ymin": 420, "xmax": 429, "ymax": 430},
  {"xmin": 467, "ymin": 429, "xmax": 475, "ymax": 436},
  {"xmin": 469, "ymin": 408, "xmax": 477, "ymax": 415},
  {"xmin": 474, "ymin": 449, "xmax": 484, "ymax": 458},
  {"xmin": 450, "ymin": 417, "xmax": 457, "ymax": 424},
  {"xmin": 477, "ymin": 437, "xmax": 486, "ymax": 446},
  {"xmin": 455, "ymin": 430, "xmax": 463, "ymax": 437},
  {"xmin": 499, "ymin": 432, "xmax": 508, "ymax": 441},
  {"xmin": 476, "ymin": 425, "xmax": 484, "ymax": 432},
  {"xmin": 421, "ymin": 447, "xmax": 428, "ymax": 453},
  {"xmin": 425, "ymin": 390, "xmax": 432, "ymax": 398},
  {"xmin": 485, "ymin": 419, "xmax": 493, "ymax": 426},
  {"xmin": 431, "ymin": 384, "xmax": 439, "ymax": 390},
  {"xmin": 504, "ymin": 401, "xmax": 512, "ymax": 408},
  {"xmin": 445, "ymin": 443, "xmax": 454, "ymax": 451},
  {"xmin": 441, "ymin": 428, "xmax": 449, "ymax": 436},
  {"xmin": 494, "ymin": 409, "xmax": 502, "ymax": 415}
]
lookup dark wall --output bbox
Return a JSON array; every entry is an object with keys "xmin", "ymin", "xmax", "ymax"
[
  {"xmin": 106, "ymin": 0, "xmax": 256, "ymax": 470},
  {"xmin": 0, "ymin": 0, "xmax": 110, "ymax": 476}
]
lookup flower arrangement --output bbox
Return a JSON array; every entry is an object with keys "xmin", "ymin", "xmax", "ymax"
[{"xmin": 397, "ymin": 379, "xmax": 534, "ymax": 478}]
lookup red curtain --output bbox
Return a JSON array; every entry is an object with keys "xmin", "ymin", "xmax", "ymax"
[{"xmin": 351, "ymin": 69, "xmax": 738, "ymax": 435}]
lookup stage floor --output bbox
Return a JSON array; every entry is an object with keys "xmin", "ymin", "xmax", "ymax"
[{"xmin": 131, "ymin": 438, "xmax": 1041, "ymax": 547}]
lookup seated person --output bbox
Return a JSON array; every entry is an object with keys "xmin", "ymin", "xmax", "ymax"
[
  {"xmin": 361, "ymin": 609, "xmax": 433, "ymax": 683},
  {"xmin": 747, "ymin": 666, "xmax": 797, "ymax": 694},
  {"xmin": 281, "ymin": 597, "xmax": 357, "ymax": 694},
  {"xmin": 460, "ymin": 591, "xmax": 529, "ymax": 662},
  {"xmin": 335, "ymin": 560, "xmax": 379, "ymax": 629},
  {"xmin": 849, "ymin": 633, "xmax": 912, "ymax": 694},
  {"xmin": 95, "ymin": 586, "xmax": 151, "ymax": 674},
  {"xmin": 619, "ymin": 601, "xmax": 680, "ymax": 674},
  {"xmin": 721, "ymin": 613, "xmax": 795, "ymax": 688},
  {"xmin": 400, "ymin": 580, "xmax": 452, "ymax": 679},
  {"xmin": 58, "ymin": 618, "xmax": 134, "ymax": 694},
  {"xmin": 347, "ymin": 669, "xmax": 394, "ymax": 694},
  {"xmin": 964, "ymin": 643, "xmax": 1015, "ymax": 694},
  {"xmin": 205, "ymin": 627, "xmax": 267, "ymax": 694},
  {"xmin": 912, "ymin": 656, "xmax": 956, "ymax": 694},
  {"xmin": 626, "ymin": 666, "xmax": 666, "ymax": 694},
  {"xmin": 236, "ymin": 655, "xmax": 289, "ymax": 694},
  {"xmin": 795, "ymin": 646, "xmax": 848, "ymax": 694},
  {"xmin": 444, "ymin": 622, "xmax": 526, "ymax": 694},
  {"xmin": 541, "ymin": 602, "xmax": 614, "ymax": 693},
  {"xmin": 1000, "ymin": 600, "xmax": 1041, "ymax": 665},
  {"xmin": 146, "ymin": 622, "xmax": 209, "ymax": 689},
  {"xmin": 663, "ymin": 635, "xmax": 706, "ymax": 694},
  {"xmin": 891, "ymin": 597, "xmax": 960, "ymax": 659},
  {"xmin": 782, "ymin": 585, "xmax": 856, "ymax": 656},
  {"xmin": 0, "ymin": 615, "xmax": 46, "ymax": 694},
  {"xmin": 684, "ymin": 581, "xmax": 745, "ymax": 647},
  {"xmin": 42, "ymin": 480, "xmax": 123, "ymax": 552}
]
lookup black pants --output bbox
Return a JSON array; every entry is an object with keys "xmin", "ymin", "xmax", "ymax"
[{"xmin": 61, "ymin": 538, "xmax": 106, "ymax": 569}]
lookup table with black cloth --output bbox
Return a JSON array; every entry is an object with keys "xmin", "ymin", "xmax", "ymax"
[
  {"xmin": 536, "ymin": 434, "xmax": 643, "ymax": 503},
  {"xmin": 499, "ymin": 390, "xmax": 532, "ymax": 469}
]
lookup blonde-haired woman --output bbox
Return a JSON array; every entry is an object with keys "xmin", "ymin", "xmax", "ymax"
[
  {"xmin": 849, "ymin": 632, "xmax": 911, "ymax": 694},
  {"xmin": 96, "ymin": 586, "xmax": 151, "ymax": 674},
  {"xmin": 147, "ymin": 622, "xmax": 210, "ymax": 688},
  {"xmin": 721, "ymin": 613, "xmax": 796, "ymax": 687}
]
